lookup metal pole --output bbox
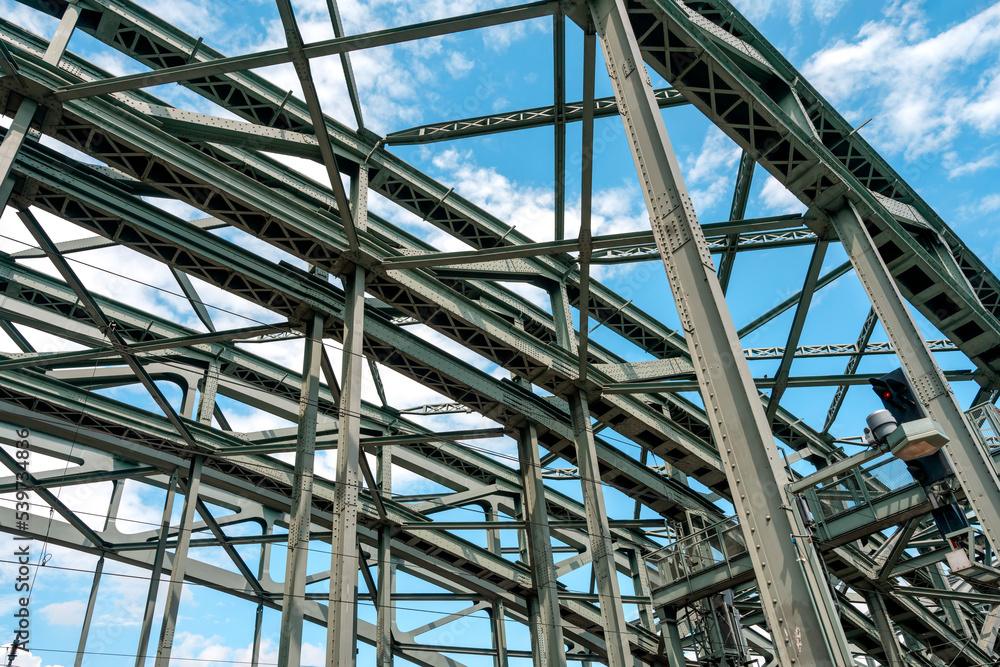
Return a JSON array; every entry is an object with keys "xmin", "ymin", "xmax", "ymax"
[
  {"xmin": 517, "ymin": 421, "xmax": 567, "ymax": 667},
  {"xmin": 659, "ymin": 606, "xmax": 686, "ymax": 667},
  {"xmin": 135, "ymin": 470, "xmax": 179, "ymax": 667},
  {"xmin": 251, "ymin": 603, "xmax": 264, "ymax": 667},
  {"xmin": 588, "ymin": 1, "xmax": 853, "ymax": 664},
  {"xmin": 276, "ymin": 310, "xmax": 325, "ymax": 667},
  {"xmin": 863, "ymin": 591, "xmax": 903, "ymax": 667},
  {"xmin": 376, "ymin": 441, "xmax": 394, "ymax": 667},
  {"xmin": 179, "ymin": 380, "xmax": 198, "ymax": 419},
  {"xmin": 0, "ymin": 102, "xmax": 37, "ymax": 212},
  {"xmin": 830, "ymin": 202, "xmax": 1000, "ymax": 563},
  {"xmin": 154, "ymin": 455, "xmax": 204, "ymax": 667},
  {"xmin": 573, "ymin": 404, "xmax": 629, "ymax": 663},
  {"xmin": 251, "ymin": 525, "xmax": 269, "ymax": 667},
  {"xmin": 327, "ymin": 168, "xmax": 369, "ymax": 667},
  {"xmin": 626, "ymin": 549, "xmax": 654, "ymax": 632},
  {"xmin": 553, "ymin": 10, "xmax": 566, "ymax": 241},
  {"xmin": 549, "ymin": 278, "xmax": 630, "ymax": 666},
  {"xmin": 486, "ymin": 502, "xmax": 509, "ymax": 667},
  {"xmin": 74, "ymin": 555, "xmax": 104, "ymax": 667}
]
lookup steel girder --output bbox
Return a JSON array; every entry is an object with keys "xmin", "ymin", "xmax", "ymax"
[
  {"xmin": 0, "ymin": 41, "xmax": 753, "ymax": 499},
  {"xmin": 594, "ymin": 0, "xmax": 1000, "ymax": 389},
  {"xmin": 0, "ymin": 136, "xmax": 720, "ymax": 521},
  {"xmin": 0, "ymin": 370, "xmax": 664, "ymax": 662},
  {"xmin": 651, "ymin": 447, "xmax": 1000, "ymax": 665},
  {"xmin": 0, "ymin": 256, "xmax": 682, "ymax": 559},
  {"xmin": 384, "ymin": 86, "xmax": 689, "ymax": 145},
  {"xmin": 0, "ymin": 243, "xmax": 685, "ymax": 661},
  {"xmin": 0, "ymin": 3, "xmax": 839, "ymax": 464},
  {"xmin": 0, "ymin": 1, "xmax": 995, "ymax": 665}
]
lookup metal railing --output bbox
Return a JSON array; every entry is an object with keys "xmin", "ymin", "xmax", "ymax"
[
  {"xmin": 653, "ymin": 403, "xmax": 1000, "ymax": 584},
  {"xmin": 652, "ymin": 516, "xmax": 746, "ymax": 582},
  {"xmin": 967, "ymin": 402, "xmax": 1000, "ymax": 453},
  {"xmin": 801, "ymin": 452, "xmax": 914, "ymax": 525}
]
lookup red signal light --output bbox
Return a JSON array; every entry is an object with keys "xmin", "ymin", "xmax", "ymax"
[{"xmin": 882, "ymin": 391, "xmax": 891, "ymax": 399}]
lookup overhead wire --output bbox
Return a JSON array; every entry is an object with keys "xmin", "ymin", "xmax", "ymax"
[{"xmin": 0, "ymin": 556, "xmax": 653, "ymax": 639}]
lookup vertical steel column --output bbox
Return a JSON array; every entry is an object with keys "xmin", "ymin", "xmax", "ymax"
[
  {"xmin": 376, "ymin": 441, "xmax": 394, "ymax": 667},
  {"xmin": 154, "ymin": 455, "xmax": 204, "ymax": 667},
  {"xmin": 179, "ymin": 381, "xmax": 198, "ymax": 419},
  {"xmin": 626, "ymin": 549, "xmax": 654, "ymax": 631},
  {"xmin": 863, "ymin": 591, "xmax": 903, "ymax": 667},
  {"xmin": 517, "ymin": 421, "xmax": 566, "ymax": 667},
  {"xmin": 74, "ymin": 555, "xmax": 104, "ymax": 667},
  {"xmin": 197, "ymin": 363, "xmax": 219, "ymax": 425},
  {"xmin": 277, "ymin": 310, "xmax": 325, "ymax": 667},
  {"xmin": 486, "ymin": 502, "xmax": 510, "ymax": 667},
  {"xmin": 327, "ymin": 168, "xmax": 369, "ymax": 667},
  {"xmin": 830, "ymin": 202, "xmax": 1000, "ymax": 555},
  {"xmin": 550, "ymin": 288, "xmax": 631, "ymax": 667},
  {"xmin": 135, "ymin": 470, "xmax": 179, "ymax": 667},
  {"xmin": 659, "ymin": 606, "xmax": 686, "ymax": 667},
  {"xmin": 549, "ymin": 25, "xmax": 630, "ymax": 662},
  {"xmin": 553, "ymin": 10, "xmax": 566, "ymax": 241},
  {"xmin": 0, "ymin": 1, "xmax": 79, "ymax": 210},
  {"xmin": 251, "ymin": 601, "xmax": 264, "ymax": 667},
  {"xmin": 588, "ymin": 1, "xmax": 853, "ymax": 664},
  {"xmin": 251, "ymin": 527, "xmax": 269, "ymax": 667}
]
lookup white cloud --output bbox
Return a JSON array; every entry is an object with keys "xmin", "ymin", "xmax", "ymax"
[
  {"xmin": 970, "ymin": 193, "xmax": 1000, "ymax": 215},
  {"xmin": 0, "ymin": 2, "xmax": 58, "ymax": 37},
  {"xmin": 168, "ymin": 633, "xmax": 326, "ymax": 667},
  {"xmin": 758, "ymin": 175, "xmax": 807, "ymax": 214},
  {"xmin": 241, "ymin": 0, "xmax": 539, "ymax": 134},
  {"xmin": 0, "ymin": 646, "xmax": 64, "ymax": 667},
  {"xmin": 943, "ymin": 151, "xmax": 999, "ymax": 179},
  {"xmin": 135, "ymin": 0, "xmax": 223, "ymax": 38},
  {"xmin": 967, "ymin": 67, "xmax": 1000, "ymax": 131},
  {"xmin": 802, "ymin": 2, "xmax": 1000, "ymax": 158},
  {"xmin": 731, "ymin": 0, "xmax": 847, "ymax": 25},
  {"xmin": 426, "ymin": 148, "xmax": 649, "ymax": 245},
  {"xmin": 39, "ymin": 599, "xmax": 86, "ymax": 625},
  {"xmin": 683, "ymin": 128, "xmax": 742, "ymax": 213},
  {"xmin": 445, "ymin": 51, "xmax": 475, "ymax": 78}
]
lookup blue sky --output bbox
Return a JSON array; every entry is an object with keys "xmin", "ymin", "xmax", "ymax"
[{"xmin": 0, "ymin": 0, "xmax": 999, "ymax": 665}]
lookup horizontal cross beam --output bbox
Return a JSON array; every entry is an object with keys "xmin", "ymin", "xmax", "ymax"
[
  {"xmin": 605, "ymin": 370, "xmax": 978, "ymax": 394},
  {"xmin": 385, "ymin": 87, "xmax": 688, "ymax": 145},
  {"xmin": 383, "ymin": 214, "xmax": 805, "ymax": 271},
  {"xmin": 52, "ymin": 2, "xmax": 560, "ymax": 101}
]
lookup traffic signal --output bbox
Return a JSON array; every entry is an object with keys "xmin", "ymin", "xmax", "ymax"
[{"xmin": 869, "ymin": 368, "xmax": 925, "ymax": 424}]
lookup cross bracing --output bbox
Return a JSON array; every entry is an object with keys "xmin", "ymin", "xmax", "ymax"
[{"xmin": 0, "ymin": 1, "xmax": 997, "ymax": 666}]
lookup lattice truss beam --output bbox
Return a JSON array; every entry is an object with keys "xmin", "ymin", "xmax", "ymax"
[{"xmin": 0, "ymin": 1, "xmax": 997, "ymax": 666}]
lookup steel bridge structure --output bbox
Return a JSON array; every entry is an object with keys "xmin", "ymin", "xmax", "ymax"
[{"xmin": 0, "ymin": 0, "xmax": 998, "ymax": 666}]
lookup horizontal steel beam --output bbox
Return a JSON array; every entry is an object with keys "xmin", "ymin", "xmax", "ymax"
[
  {"xmin": 385, "ymin": 87, "xmax": 688, "ymax": 145},
  {"xmin": 383, "ymin": 215, "xmax": 805, "ymax": 270},
  {"xmin": 0, "ymin": 322, "xmax": 292, "ymax": 371},
  {"xmin": 743, "ymin": 338, "xmax": 958, "ymax": 360},
  {"xmin": 52, "ymin": 2, "xmax": 560, "ymax": 100},
  {"xmin": 213, "ymin": 428, "xmax": 506, "ymax": 456},
  {"xmin": 605, "ymin": 370, "xmax": 978, "ymax": 394}
]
